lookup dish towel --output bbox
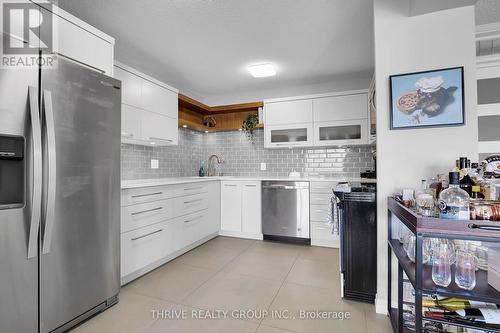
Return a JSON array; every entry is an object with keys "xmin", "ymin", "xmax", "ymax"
[{"xmin": 327, "ymin": 196, "xmax": 339, "ymax": 235}]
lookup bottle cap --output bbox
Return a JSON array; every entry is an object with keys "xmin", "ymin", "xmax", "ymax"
[
  {"xmin": 472, "ymin": 185, "xmax": 480, "ymax": 192},
  {"xmin": 449, "ymin": 171, "xmax": 460, "ymax": 185}
]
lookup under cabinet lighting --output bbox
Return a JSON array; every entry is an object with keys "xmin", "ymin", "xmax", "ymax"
[
  {"xmin": 247, "ymin": 63, "xmax": 276, "ymax": 78},
  {"xmin": 182, "ymin": 125, "xmax": 188, "ymax": 128},
  {"xmin": 238, "ymin": 128, "xmax": 243, "ymax": 131},
  {"xmin": 150, "ymin": 142, "xmax": 156, "ymax": 145},
  {"xmin": 204, "ymin": 130, "xmax": 209, "ymax": 133}
]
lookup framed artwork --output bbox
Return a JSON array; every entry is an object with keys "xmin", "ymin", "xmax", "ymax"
[{"xmin": 390, "ymin": 66, "xmax": 465, "ymax": 129}]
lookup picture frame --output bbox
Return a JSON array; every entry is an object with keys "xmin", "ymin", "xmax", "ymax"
[{"xmin": 389, "ymin": 66, "xmax": 465, "ymax": 130}]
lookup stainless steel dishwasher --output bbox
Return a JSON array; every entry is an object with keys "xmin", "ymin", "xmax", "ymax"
[{"xmin": 261, "ymin": 181, "xmax": 310, "ymax": 244}]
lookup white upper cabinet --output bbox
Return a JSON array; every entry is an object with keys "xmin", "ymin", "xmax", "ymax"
[
  {"xmin": 264, "ymin": 91, "xmax": 370, "ymax": 148},
  {"xmin": 121, "ymin": 104, "xmax": 142, "ymax": 140},
  {"xmin": 141, "ymin": 80, "xmax": 178, "ymax": 119},
  {"xmin": 115, "ymin": 63, "xmax": 179, "ymax": 146},
  {"xmin": 265, "ymin": 99, "xmax": 313, "ymax": 125},
  {"xmin": 114, "ymin": 67, "xmax": 142, "ymax": 107},
  {"xmin": 141, "ymin": 110, "xmax": 178, "ymax": 145},
  {"xmin": 313, "ymin": 93, "xmax": 368, "ymax": 122},
  {"xmin": 41, "ymin": 5, "xmax": 114, "ymax": 75}
]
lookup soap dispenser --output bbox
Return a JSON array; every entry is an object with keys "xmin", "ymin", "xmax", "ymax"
[{"xmin": 198, "ymin": 161, "xmax": 205, "ymax": 177}]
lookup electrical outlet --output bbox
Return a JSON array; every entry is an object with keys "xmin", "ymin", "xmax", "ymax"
[
  {"xmin": 151, "ymin": 159, "xmax": 159, "ymax": 169},
  {"xmin": 260, "ymin": 162, "xmax": 267, "ymax": 171}
]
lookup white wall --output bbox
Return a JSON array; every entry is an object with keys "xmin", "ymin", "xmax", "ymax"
[{"xmin": 373, "ymin": 0, "xmax": 478, "ymax": 314}]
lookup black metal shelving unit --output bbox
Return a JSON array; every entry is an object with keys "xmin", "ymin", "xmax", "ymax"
[{"xmin": 387, "ymin": 197, "xmax": 500, "ymax": 333}]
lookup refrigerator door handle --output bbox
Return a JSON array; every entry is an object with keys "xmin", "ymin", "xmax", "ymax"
[
  {"xmin": 27, "ymin": 86, "xmax": 42, "ymax": 259},
  {"xmin": 41, "ymin": 89, "xmax": 57, "ymax": 255}
]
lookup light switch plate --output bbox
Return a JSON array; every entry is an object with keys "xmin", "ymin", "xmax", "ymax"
[
  {"xmin": 151, "ymin": 159, "xmax": 159, "ymax": 169},
  {"xmin": 260, "ymin": 162, "xmax": 266, "ymax": 171}
]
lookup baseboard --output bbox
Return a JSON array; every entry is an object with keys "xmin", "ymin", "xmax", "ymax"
[
  {"xmin": 311, "ymin": 238, "xmax": 339, "ymax": 248},
  {"xmin": 219, "ymin": 230, "xmax": 263, "ymax": 240},
  {"xmin": 120, "ymin": 232, "xmax": 219, "ymax": 285}
]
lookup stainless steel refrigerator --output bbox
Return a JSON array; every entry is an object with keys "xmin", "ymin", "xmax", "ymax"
[{"xmin": 0, "ymin": 54, "xmax": 121, "ymax": 332}]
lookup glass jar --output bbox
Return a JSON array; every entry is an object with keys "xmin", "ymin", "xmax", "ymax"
[{"xmin": 432, "ymin": 243, "xmax": 452, "ymax": 287}]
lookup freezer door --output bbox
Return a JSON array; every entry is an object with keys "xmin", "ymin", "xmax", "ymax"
[
  {"xmin": 39, "ymin": 56, "xmax": 121, "ymax": 333},
  {"xmin": 0, "ymin": 68, "xmax": 40, "ymax": 333}
]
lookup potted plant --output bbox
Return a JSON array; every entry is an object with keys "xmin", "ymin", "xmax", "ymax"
[{"xmin": 242, "ymin": 114, "xmax": 259, "ymax": 143}]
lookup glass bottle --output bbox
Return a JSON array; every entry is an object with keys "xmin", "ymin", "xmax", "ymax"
[
  {"xmin": 432, "ymin": 243, "xmax": 452, "ymax": 287},
  {"xmin": 459, "ymin": 157, "xmax": 473, "ymax": 195},
  {"xmin": 439, "ymin": 172, "xmax": 470, "ymax": 220},
  {"xmin": 455, "ymin": 244, "xmax": 477, "ymax": 290},
  {"xmin": 471, "ymin": 185, "xmax": 484, "ymax": 199}
]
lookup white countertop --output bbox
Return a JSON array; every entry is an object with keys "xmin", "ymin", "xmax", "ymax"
[{"xmin": 121, "ymin": 176, "xmax": 377, "ymax": 189}]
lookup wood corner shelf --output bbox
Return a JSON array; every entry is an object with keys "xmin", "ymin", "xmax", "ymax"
[{"xmin": 178, "ymin": 93, "xmax": 263, "ymax": 133}]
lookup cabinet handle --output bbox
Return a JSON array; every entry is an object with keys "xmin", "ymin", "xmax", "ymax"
[
  {"xmin": 245, "ymin": 184, "xmax": 257, "ymax": 187},
  {"xmin": 184, "ymin": 199, "xmax": 203, "ymax": 204},
  {"xmin": 131, "ymin": 207, "xmax": 163, "ymax": 216},
  {"xmin": 149, "ymin": 137, "xmax": 173, "ymax": 142},
  {"xmin": 131, "ymin": 229, "xmax": 163, "ymax": 241},
  {"xmin": 184, "ymin": 187, "xmax": 203, "ymax": 191},
  {"xmin": 184, "ymin": 216, "xmax": 203, "ymax": 223},
  {"xmin": 468, "ymin": 223, "xmax": 500, "ymax": 232},
  {"xmin": 275, "ymin": 142, "xmax": 302, "ymax": 146},
  {"xmin": 131, "ymin": 192, "xmax": 163, "ymax": 198},
  {"xmin": 121, "ymin": 132, "xmax": 134, "ymax": 138},
  {"xmin": 224, "ymin": 184, "xmax": 238, "ymax": 187}
]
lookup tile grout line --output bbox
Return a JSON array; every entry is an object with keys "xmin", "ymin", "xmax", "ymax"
[
  {"xmin": 176, "ymin": 238, "xmax": 257, "ymax": 303},
  {"xmin": 256, "ymin": 249, "xmax": 301, "ymax": 330}
]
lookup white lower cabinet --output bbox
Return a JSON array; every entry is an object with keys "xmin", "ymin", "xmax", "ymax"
[
  {"xmin": 220, "ymin": 182, "xmax": 242, "ymax": 232},
  {"xmin": 241, "ymin": 182, "xmax": 262, "ymax": 235},
  {"xmin": 120, "ymin": 181, "xmax": 220, "ymax": 284},
  {"xmin": 310, "ymin": 181, "xmax": 339, "ymax": 248},
  {"xmin": 220, "ymin": 181, "xmax": 262, "ymax": 239},
  {"xmin": 121, "ymin": 220, "xmax": 176, "ymax": 278}
]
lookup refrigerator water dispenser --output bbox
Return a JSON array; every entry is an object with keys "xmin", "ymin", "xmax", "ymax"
[{"xmin": 0, "ymin": 135, "xmax": 24, "ymax": 209}]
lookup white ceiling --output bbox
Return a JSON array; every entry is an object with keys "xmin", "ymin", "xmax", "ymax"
[
  {"xmin": 476, "ymin": 0, "xmax": 500, "ymax": 25},
  {"xmin": 58, "ymin": 0, "xmax": 374, "ymax": 104}
]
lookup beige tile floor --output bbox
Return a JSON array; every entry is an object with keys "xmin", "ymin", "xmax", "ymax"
[{"xmin": 72, "ymin": 237, "xmax": 392, "ymax": 333}]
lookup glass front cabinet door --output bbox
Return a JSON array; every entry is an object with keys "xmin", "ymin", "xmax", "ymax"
[
  {"xmin": 264, "ymin": 123, "xmax": 313, "ymax": 148},
  {"xmin": 313, "ymin": 119, "xmax": 368, "ymax": 146}
]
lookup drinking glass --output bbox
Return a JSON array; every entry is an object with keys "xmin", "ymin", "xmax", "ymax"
[
  {"xmin": 406, "ymin": 234, "xmax": 416, "ymax": 263},
  {"xmin": 455, "ymin": 249, "xmax": 477, "ymax": 290},
  {"xmin": 432, "ymin": 243, "xmax": 452, "ymax": 287}
]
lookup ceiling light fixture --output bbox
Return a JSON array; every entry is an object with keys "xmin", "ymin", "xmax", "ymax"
[{"xmin": 247, "ymin": 63, "xmax": 276, "ymax": 78}]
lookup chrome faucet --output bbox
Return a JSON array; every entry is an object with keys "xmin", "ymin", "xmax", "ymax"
[{"xmin": 207, "ymin": 154, "xmax": 222, "ymax": 177}]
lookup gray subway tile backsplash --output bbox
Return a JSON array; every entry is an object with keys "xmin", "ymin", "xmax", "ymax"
[{"xmin": 121, "ymin": 128, "xmax": 375, "ymax": 180}]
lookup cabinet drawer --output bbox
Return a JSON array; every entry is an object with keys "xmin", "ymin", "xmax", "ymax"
[
  {"xmin": 122, "ymin": 186, "xmax": 172, "ymax": 206},
  {"xmin": 175, "ymin": 183, "xmax": 209, "ymax": 197},
  {"xmin": 175, "ymin": 193, "xmax": 209, "ymax": 217},
  {"xmin": 310, "ymin": 192, "xmax": 333, "ymax": 205},
  {"xmin": 310, "ymin": 205, "xmax": 330, "ymax": 222},
  {"xmin": 121, "ymin": 221, "xmax": 175, "ymax": 277},
  {"xmin": 310, "ymin": 181, "xmax": 337, "ymax": 193},
  {"xmin": 311, "ymin": 222, "xmax": 336, "ymax": 241},
  {"xmin": 121, "ymin": 198, "xmax": 174, "ymax": 233},
  {"xmin": 177, "ymin": 209, "xmax": 208, "ymax": 250}
]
